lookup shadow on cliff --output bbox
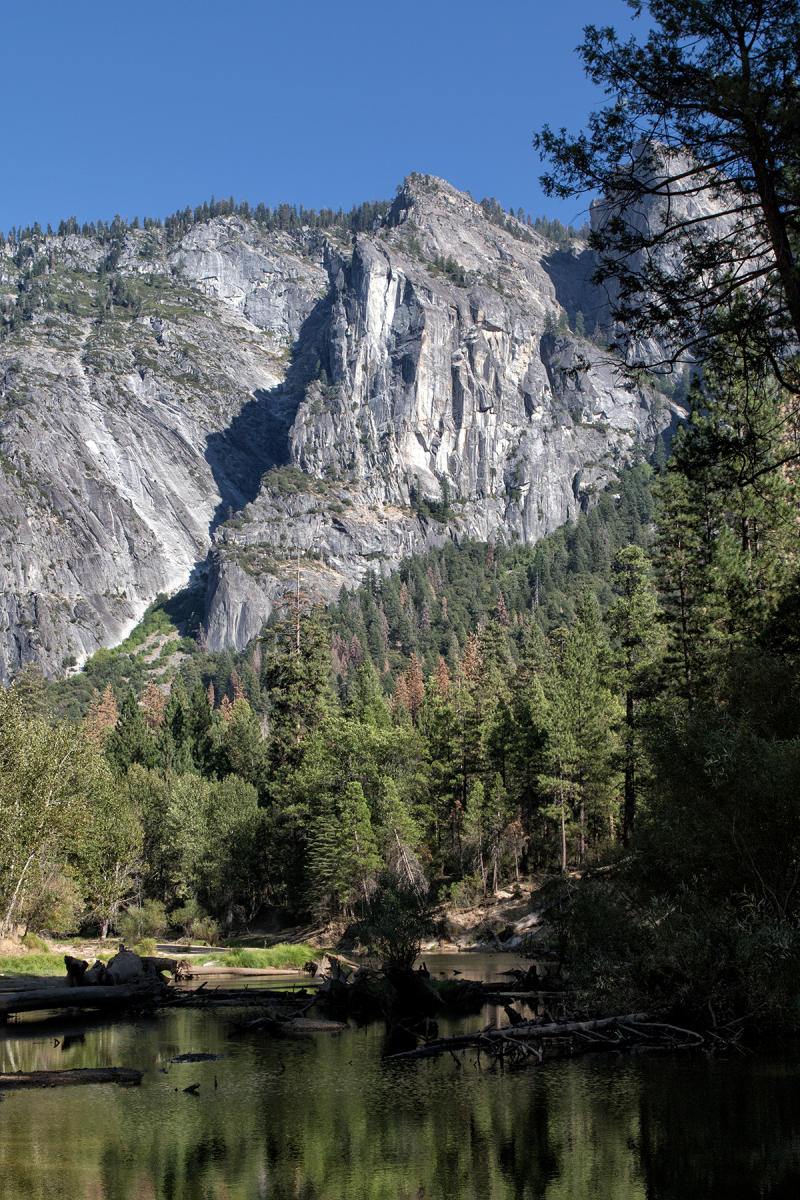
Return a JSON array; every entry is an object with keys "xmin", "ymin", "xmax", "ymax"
[
  {"xmin": 204, "ymin": 289, "xmax": 337, "ymax": 534},
  {"xmin": 541, "ymin": 246, "xmax": 606, "ymax": 336}
]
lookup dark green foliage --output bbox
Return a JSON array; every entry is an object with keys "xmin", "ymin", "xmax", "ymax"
[
  {"xmin": 531, "ymin": 214, "xmax": 589, "ymax": 245},
  {"xmin": 262, "ymin": 608, "xmax": 335, "ymax": 788},
  {"xmin": 477, "ymin": 198, "xmax": 588, "ymax": 245},
  {"xmin": 158, "ymin": 681, "xmax": 194, "ymax": 775},
  {"xmin": 116, "ymin": 899, "xmax": 167, "ymax": 944},
  {"xmin": 2, "ymin": 195, "xmax": 392, "ymax": 252},
  {"xmin": 408, "ymin": 475, "xmax": 453, "ymax": 523},
  {"xmin": 351, "ymin": 883, "xmax": 441, "ymax": 971},
  {"xmin": 105, "ymin": 689, "xmax": 157, "ymax": 774},
  {"xmin": 429, "ymin": 255, "xmax": 471, "ymax": 287},
  {"xmin": 557, "ymin": 344, "xmax": 800, "ymax": 1023},
  {"xmin": 534, "ymin": 0, "xmax": 800, "ymax": 382}
]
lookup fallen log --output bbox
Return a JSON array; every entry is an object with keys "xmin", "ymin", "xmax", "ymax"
[
  {"xmin": 140, "ymin": 956, "xmax": 183, "ymax": 977},
  {"xmin": 0, "ymin": 981, "xmax": 164, "ymax": 1021},
  {"xmin": 163, "ymin": 987, "xmax": 313, "ymax": 1009},
  {"xmin": 175, "ymin": 964, "xmax": 306, "ymax": 979},
  {"xmin": 0, "ymin": 1068, "xmax": 143, "ymax": 1089},
  {"xmin": 386, "ymin": 1012, "xmax": 657, "ymax": 1060}
]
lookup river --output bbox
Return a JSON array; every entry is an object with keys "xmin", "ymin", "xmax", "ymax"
[{"xmin": 1, "ymin": 954, "xmax": 799, "ymax": 1198}]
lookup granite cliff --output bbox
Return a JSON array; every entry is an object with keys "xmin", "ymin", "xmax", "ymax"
[{"xmin": 0, "ymin": 176, "xmax": 682, "ymax": 680}]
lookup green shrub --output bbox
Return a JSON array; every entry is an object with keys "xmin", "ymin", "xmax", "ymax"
[
  {"xmin": 442, "ymin": 874, "xmax": 483, "ymax": 909},
  {"xmin": 351, "ymin": 885, "xmax": 440, "ymax": 972},
  {"xmin": 169, "ymin": 901, "xmax": 202, "ymax": 942},
  {"xmin": 117, "ymin": 900, "xmax": 167, "ymax": 944},
  {"xmin": 190, "ymin": 915, "xmax": 219, "ymax": 946},
  {"xmin": 169, "ymin": 901, "xmax": 220, "ymax": 945},
  {"xmin": 21, "ymin": 932, "xmax": 49, "ymax": 952},
  {"xmin": 24, "ymin": 868, "xmax": 83, "ymax": 937},
  {"xmin": 133, "ymin": 937, "xmax": 157, "ymax": 957}
]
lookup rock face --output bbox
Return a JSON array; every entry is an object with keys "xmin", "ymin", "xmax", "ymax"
[{"xmin": 0, "ymin": 176, "xmax": 682, "ymax": 680}]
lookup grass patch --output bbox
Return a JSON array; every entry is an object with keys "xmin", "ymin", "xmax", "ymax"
[
  {"xmin": 217, "ymin": 944, "xmax": 316, "ymax": 970},
  {"xmin": 0, "ymin": 950, "xmax": 113, "ymax": 977}
]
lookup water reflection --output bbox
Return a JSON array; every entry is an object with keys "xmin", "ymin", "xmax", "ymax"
[{"xmin": 1, "ymin": 968, "xmax": 799, "ymax": 1198}]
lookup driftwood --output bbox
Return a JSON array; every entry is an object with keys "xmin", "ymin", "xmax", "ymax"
[
  {"xmin": 306, "ymin": 954, "xmax": 356, "ymax": 981},
  {"xmin": 0, "ymin": 1068, "xmax": 143, "ymax": 1088},
  {"xmin": 140, "ymin": 956, "xmax": 183, "ymax": 977},
  {"xmin": 227, "ymin": 990, "xmax": 333, "ymax": 1035},
  {"xmin": 386, "ymin": 1012, "xmax": 674, "ymax": 1062},
  {"xmin": 175, "ymin": 964, "xmax": 302, "ymax": 980},
  {"xmin": 163, "ymin": 986, "xmax": 313, "ymax": 1009}
]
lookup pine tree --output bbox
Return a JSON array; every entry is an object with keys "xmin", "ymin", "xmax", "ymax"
[
  {"xmin": 308, "ymin": 780, "xmax": 381, "ymax": 917},
  {"xmin": 158, "ymin": 681, "xmax": 194, "ymax": 775},
  {"xmin": 264, "ymin": 609, "xmax": 334, "ymax": 791},
  {"xmin": 535, "ymin": 0, "xmax": 800, "ymax": 383},
  {"xmin": 539, "ymin": 597, "xmax": 621, "ymax": 869},
  {"xmin": 141, "ymin": 680, "xmax": 166, "ymax": 732},
  {"xmin": 105, "ymin": 689, "xmax": 157, "ymax": 774},
  {"xmin": 378, "ymin": 778, "xmax": 425, "ymax": 891},
  {"xmin": 217, "ymin": 698, "xmax": 266, "ymax": 790},
  {"xmin": 188, "ymin": 683, "xmax": 215, "ymax": 776},
  {"xmin": 347, "ymin": 658, "xmax": 391, "ymax": 728},
  {"xmin": 609, "ymin": 546, "xmax": 664, "ymax": 844},
  {"xmin": 405, "ymin": 653, "xmax": 425, "ymax": 724},
  {"xmin": 84, "ymin": 684, "xmax": 119, "ymax": 744},
  {"xmin": 418, "ymin": 678, "xmax": 462, "ymax": 870}
]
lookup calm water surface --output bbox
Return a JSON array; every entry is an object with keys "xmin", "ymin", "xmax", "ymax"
[{"xmin": 1, "ymin": 954, "xmax": 799, "ymax": 1199}]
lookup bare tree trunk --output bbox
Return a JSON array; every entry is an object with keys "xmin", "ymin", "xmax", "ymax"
[
  {"xmin": 579, "ymin": 797, "xmax": 586, "ymax": 868},
  {"xmin": 1, "ymin": 851, "xmax": 37, "ymax": 940},
  {"xmin": 622, "ymin": 689, "xmax": 636, "ymax": 846}
]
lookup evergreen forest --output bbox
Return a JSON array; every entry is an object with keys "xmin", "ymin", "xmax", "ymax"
[
  {"xmin": 2, "ymin": 0, "xmax": 800, "ymax": 1033},
  {"xmin": 3, "ymin": 379, "xmax": 800, "ymax": 1027}
]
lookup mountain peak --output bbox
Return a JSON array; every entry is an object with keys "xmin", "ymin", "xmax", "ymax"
[{"xmin": 0, "ymin": 180, "xmax": 678, "ymax": 680}]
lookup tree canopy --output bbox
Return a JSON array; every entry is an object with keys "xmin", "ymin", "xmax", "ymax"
[{"xmin": 535, "ymin": 0, "xmax": 800, "ymax": 384}]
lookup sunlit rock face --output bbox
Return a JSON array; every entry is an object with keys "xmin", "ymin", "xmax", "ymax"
[{"xmin": 0, "ymin": 177, "xmax": 681, "ymax": 679}]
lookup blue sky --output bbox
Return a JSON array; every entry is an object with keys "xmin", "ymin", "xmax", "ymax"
[{"xmin": 2, "ymin": 1, "xmax": 640, "ymax": 235}]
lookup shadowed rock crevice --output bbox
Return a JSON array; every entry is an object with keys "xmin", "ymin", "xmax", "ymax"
[
  {"xmin": 204, "ymin": 290, "xmax": 337, "ymax": 532},
  {"xmin": 541, "ymin": 246, "xmax": 606, "ymax": 337}
]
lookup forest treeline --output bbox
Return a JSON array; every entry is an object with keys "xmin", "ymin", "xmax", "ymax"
[
  {"xmin": 0, "ymin": 188, "xmax": 585, "ymax": 252},
  {"xmin": 0, "ymin": 184, "xmax": 586, "ymax": 342},
  {"xmin": 3, "ymin": 352, "xmax": 800, "ymax": 1024}
]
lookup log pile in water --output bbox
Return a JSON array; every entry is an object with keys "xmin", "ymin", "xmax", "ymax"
[
  {"xmin": 0, "ymin": 950, "xmax": 172, "ymax": 1023},
  {"xmin": 64, "ymin": 950, "xmax": 182, "ymax": 986},
  {"xmin": 385, "ymin": 1012, "xmax": 736, "ymax": 1067}
]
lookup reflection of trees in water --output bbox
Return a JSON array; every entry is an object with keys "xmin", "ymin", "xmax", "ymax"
[
  {"xmin": 1, "ymin": 1010, "xmax": 799, "ymax": 1197},
  {"xmin": 636, "ymin": 1056, "xmax": 800, "ymax": 1200}
]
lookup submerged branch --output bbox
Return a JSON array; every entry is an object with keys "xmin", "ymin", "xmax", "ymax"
[{"xmin": 383, "ymin": 1011, "xmax": 728, "ymax": 1063}]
